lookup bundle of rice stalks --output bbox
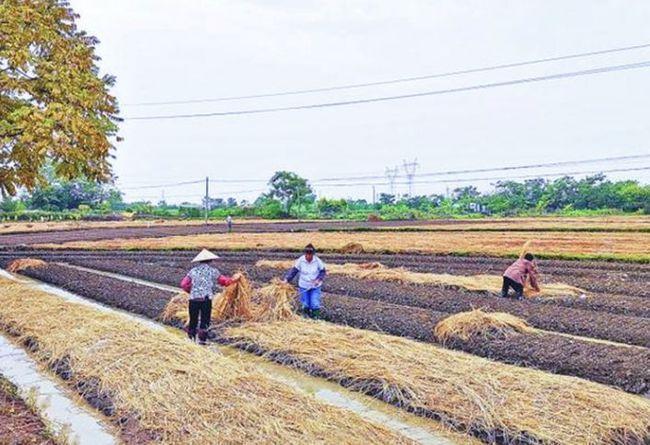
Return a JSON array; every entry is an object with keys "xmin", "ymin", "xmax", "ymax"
[
  {"xmin": 6, "ymin": 258, "xmax": 47, "ymax": 273},
  {"xmin": 212, "ymin": 273, "xmax": 254, "ymax": 321},
  {"xmin": 254, "ymin": 279, "xmax": 298, "ymax": 322},
  {"xmin": 433, "ymin": 309, "xmax": 532, "ymax": 343},
  {"xmin": 0, "ymin": 278, "xmax": 413, "ymax": 444},
  {"xmin": 518, "ymin": 239, "xmax": 534, "ymax": 259},
  {"xmin": 224, "ymin": 320, "xmax": 650, "ymax": 445},
  {"xmin": 255, "ymin": 260, "xmax": 586, "ymax": 298},
  {"xmin": 340, "ymin": 242, "xmax": 365, "ymax": 253},
  {"xmin": 159, "ymin": 293, "xmax": 189, "ymax": 323}
]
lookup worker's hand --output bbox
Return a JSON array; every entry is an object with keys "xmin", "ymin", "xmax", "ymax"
[
  {"xmin": 312, "ymin": 279, "xmax": 322, "ymax": 287},
  {"xmin": 232, "ymin": 273, "xmax": 243, "ymax": 282}
]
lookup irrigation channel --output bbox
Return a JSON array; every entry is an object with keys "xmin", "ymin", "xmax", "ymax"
[
  {"xmin": 0, "ymin": 270, "xmax": 466, "ymax": 445},
  {"xmin": 0, "ymin": 271, "xmax": 117, "ymax": 445}
]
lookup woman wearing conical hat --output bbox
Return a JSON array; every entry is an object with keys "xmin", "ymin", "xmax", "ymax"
[{"xmin": 180, "ymin": 249, "xmax": 241, "ymax": 344}]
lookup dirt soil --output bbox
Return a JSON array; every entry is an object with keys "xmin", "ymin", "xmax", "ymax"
[
  {"xmin": 0, "ymin": 376, "xmax": 56, "ymax": 445},
  {"xmin": 9, "ymin": 260, "xmax": 648, "ymax": 395},
  {"xmin": 4, "ymin": 252, "xmax": 648, "ymax": 346},
  {"xmin": 5, "ymin": 248, "xmax": 648, "ymax": 297}
]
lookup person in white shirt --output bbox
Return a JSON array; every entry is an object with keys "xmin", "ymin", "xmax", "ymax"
[{"xmin": 284, "ymin": 244, "xmax": 327, "ymax": 318}]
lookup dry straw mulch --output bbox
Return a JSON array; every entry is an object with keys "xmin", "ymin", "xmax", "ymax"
[
  {"xmin": 256, "ymin": 260, "xmax": 585, "ymax": 298},
  {"xmin": 433, "ymin": 309, "xmax": 532, "ymax": 343},
  {"xmin": 0, "ymin": 278, "xmax": 413, "ymax": 445},
  {"xmin": 6, "ymin": 258, "xmax": 47, "ymax": 273},
  {"xmin": 224, "ymin": 319, "xmax": 650, "ymax": 445}
]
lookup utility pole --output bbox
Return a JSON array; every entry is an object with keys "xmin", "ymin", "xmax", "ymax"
[
  {"xmin": 402, "ymin": 159, "xmax": 419, "ymax": 197},
  {"xmin": 204, "ymin": 176, "xmax": 209, "ymax": 225},
  {"xmin": 385, "ymin": 166, "xmax": 399, "ymax": 195},
  {"xmin": 372, "ymin": 185, "xmax": 376, "ymax": 205}
]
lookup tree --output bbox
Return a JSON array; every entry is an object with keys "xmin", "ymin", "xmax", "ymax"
[
  {"xmin": 378, "ymin": 193, "xmax": 395, "ymax": 205},
  {"xmin": 267, "ymin": 171, "xmax": 314, "ymax": 215},
  {"xmin": 0, "ymin": 0, "xmax": 120, "ymax": 196}
]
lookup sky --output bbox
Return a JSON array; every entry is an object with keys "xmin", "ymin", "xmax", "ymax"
[{"xmin": 71, "ymin": 0, "xmax": 650, "ymax": 204}]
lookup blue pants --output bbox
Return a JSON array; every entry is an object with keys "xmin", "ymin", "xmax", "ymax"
[{"xmin": 299, "ymin": 287, "xmax": 322, "ymax": 310}]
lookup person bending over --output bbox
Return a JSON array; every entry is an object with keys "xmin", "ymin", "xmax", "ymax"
[{"xmin": 501, "ymin": 253, "xmax": 539, "ymax": 300}]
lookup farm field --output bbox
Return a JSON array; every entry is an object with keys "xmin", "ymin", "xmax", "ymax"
[
  {"xmin": 34, "ymin": 229, "xmax": 650, "ymax": 261},
  {"xmin": 0, "ymin": 215, "xmax": 647, "ymax": 248},
  {"xmin": 1, "ymin": 217, "xmax": 649, "ymax": 444}
]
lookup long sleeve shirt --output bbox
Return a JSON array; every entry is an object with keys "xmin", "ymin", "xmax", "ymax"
[
  {"xmin": 285, "ymin": 255, "xmax": 326, "ymax": 289},
  {"xmin": 180, "ymin": 263, "xmax": 234, "ymax": 300},
  {"xmin": 503, "ymin": 258, "xmax": 539, "ymax": 290}
]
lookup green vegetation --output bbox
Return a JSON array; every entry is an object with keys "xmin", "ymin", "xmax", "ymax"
[{"xmin": 1, "ymin": 170, "xmax": 647, "ymax": 221}]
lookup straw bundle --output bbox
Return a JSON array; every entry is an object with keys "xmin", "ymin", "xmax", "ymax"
[
  {"xmin": 254, "ymin": 279, "xmax": 298, "ymax": 322},
  {"xmin": 433, "ymin": 309, "xmax": 532, "ymax": 343},
  {"xmin": 518, "ymin": 240, "xmax": 534, "ymax": 259},
  {"xmin": 0, "ymin": 278, "xmax": 414, "ymax": 444},
  {"xmin": 224, "ymin": 320, "xmax": 650, "ymax": 445},
  {"xmin": 256, "ymin": 260, "xmax": 585, "ymax": 298},
  {"xmin": 212, "ymin": 274, "xmax": 254, "ymax": 321},
  {"xmin": 6, "ymin": 258, "xmax": 47, "ymax": 273},
  {"xmin": 340, "ymin": 242, "xmax": 365, "ymax": 253},
  {"xmin": 159, "ymin": 293, "xmax": 189, "ymax": 323}
]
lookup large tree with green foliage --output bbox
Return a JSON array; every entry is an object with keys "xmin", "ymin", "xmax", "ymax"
[
  {"xmin": 267, "ymin": 171, "xmax": 314, "ymax": 215},
  {"xmin": 0, "ymin": 0, "xmax": 119, "ymax": 196}
]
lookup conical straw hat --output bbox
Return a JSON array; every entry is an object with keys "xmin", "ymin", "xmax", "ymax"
[{"xmin": 192, "ymin": 249, "xmax": 220, "ymax": 263}]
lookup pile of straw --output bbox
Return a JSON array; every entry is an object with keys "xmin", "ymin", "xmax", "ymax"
[
  {"xmin": 340, "ymin": 242, "xmax": 365, "ymax": 253},
  {"xmin": 212, "ymin": 274, "xmax": 254, "ymax": 321},
  {"xmin": 0, "ymin": 278, "xmax": 414, "ymax": 444},
  {"xmin": 433, "ymin": 309, "xmax": 532, "ymax": 343},
  {"xmin": 256, "ymin": 260, "xmax": 586, "ymax": 298},
  {"xmin": 6, "ymin": 258, "xmax": 47, "ymax": 273},
  {"xmin": 254, "ymin": 279, "xmax": 298, "ymax": 322},
  {"xmin": 224, "ymin": 320, "xmax": 650, "ymax": 445},
  {"xmin": 159, "ymin": 293, "xmax": 190, "ymax": 323},
  {"xmin": 161, "ymin": 279, "xmax": 299, "ymax": 325}
]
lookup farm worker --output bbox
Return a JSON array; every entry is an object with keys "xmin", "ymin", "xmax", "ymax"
[
  {"xmin": 501, "ymin": 253, "xmax": 540, "ymax": 300},
  {"xmin": 226, "ymin": 215, "xmax": 233, "ymax": 233},
  {"xmin": 284, "ymin": 243, "xmax": 327, "ymax": 319},
  {"xmin": 180, "ymin": 249, "xmax": 241, "ymax": 344}
]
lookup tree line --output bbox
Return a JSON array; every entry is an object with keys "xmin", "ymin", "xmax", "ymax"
[{"xmin": 1, "ymin": 170, "xmax": 647, "ymax": 221}]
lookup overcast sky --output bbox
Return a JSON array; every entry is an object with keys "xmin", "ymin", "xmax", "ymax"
[{"xmin": 71, "ymin": 0, "xmax": 650, "ymax": 204}]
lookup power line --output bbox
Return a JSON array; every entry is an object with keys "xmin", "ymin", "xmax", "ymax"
[
  {"xmin": 123, "ymin": 42, "xmax": 650, "ymax": 107},
  {"xmin": 119, "ymin": 179, "xmax": 204, "ymax": 190},
  {"xmin": 313, "ymin": 154, "xmax": 650, "ymax": 183},
  {"xmin": 124, "ymin": 60, "xmax": 650, "ymax": 120},
  {"xmin": 119, "ymin": 153, "xmax": 650, "ymax": 190},
  {"xmin": 313, "ymin": 165, "xmax": 650, "ymax": 188}
]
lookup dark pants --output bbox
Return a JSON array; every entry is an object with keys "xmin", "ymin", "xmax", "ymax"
[
  {"xmin": 187, "ymin": 298, "xmax": 212, "ymax": 339},
  {"xmin": 501, "ymin": 276, "xmax": 523, "ymax": 298}
]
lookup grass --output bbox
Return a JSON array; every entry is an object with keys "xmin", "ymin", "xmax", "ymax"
[
  {"xmin": 222, "ymin": 319, "xmax": 650, "ymax": 445},
  {"xmin": 433, "ymin": 309, "xmax": 533, "ymax": 343},
  {"xmin": 0, "ymin": 278, "xmax": 414, "ymax": 444},
  {"xmin": 256, "ymin": 259, "xmax": 586, "ymax": 297},
  {"xmin": 37, "ymin": 230, "xmax": 650, "ymax": 262}
]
